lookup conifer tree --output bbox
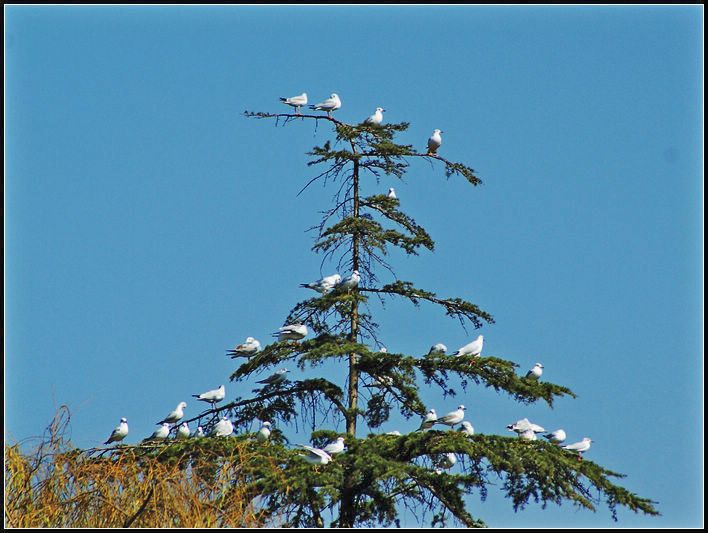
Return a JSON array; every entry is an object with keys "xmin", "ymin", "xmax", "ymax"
[{"xmin": 75, "ymin": 104, "xmax": 659, "ymax": 528}]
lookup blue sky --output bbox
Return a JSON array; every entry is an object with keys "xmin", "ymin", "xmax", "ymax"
[{"xmin": 5, "ymin": 5, "xmax": 703, "ymax": 528}]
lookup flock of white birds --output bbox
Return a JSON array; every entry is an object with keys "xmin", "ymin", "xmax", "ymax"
[
  {"xmin": 102, "ymin": 94, "xmax": 591, "ymax": 466},
  {"xmin": 103, "ymin": 269, "xmax": 592, "ymax": 465},
  {"xmin": 279, "ymin": 91, "xmax": 444, "ymax": 156}
]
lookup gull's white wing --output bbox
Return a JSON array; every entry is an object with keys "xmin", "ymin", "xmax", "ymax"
[{"xmin": 300, "ymin": 444, "xmax": 332, "ymax": 461}]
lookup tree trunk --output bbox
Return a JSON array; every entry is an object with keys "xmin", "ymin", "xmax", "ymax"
[{"xmin": 341, "ymin": 155, "xmax": 360, "ymax": 527}]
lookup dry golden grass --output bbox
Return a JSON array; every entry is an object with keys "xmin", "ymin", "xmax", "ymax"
[{"xmin": 5, "ymin": 407, "xmax": 286, "ymax": 528}]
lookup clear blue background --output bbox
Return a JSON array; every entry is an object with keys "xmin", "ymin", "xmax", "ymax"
[{"xmin": 5, "ymin": 5, "xmax": 703, "ymax": 527}]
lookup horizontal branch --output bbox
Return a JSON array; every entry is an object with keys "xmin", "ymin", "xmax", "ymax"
[
  {"xmin": 181, "ymin": 379, "xmax": 348, "ymax": 427},
  {"xmin": 360, "ymin": 281, "xmax": 494, "ymax": 329}
]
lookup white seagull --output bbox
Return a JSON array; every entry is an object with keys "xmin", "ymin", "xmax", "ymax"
[
  {"xmin": 273, "ymin": 324, "xmax": 308, "ymax": 341},
  {"xmin": 227, "ymin": 337, "xmax": 261, "ymax": 358},
  {"xmin": 299, "ymin": 444, "xmax": 332, "ymax": 465},
  {"xmin": 300, "ymin": 273, "xmax": 342, "ymax": 294},
  {"xmin": 104, "ymin": 417, "xmax": 129, "ymax": 445},
  {"xmin": 364, "ymin": 107, "xmax": 385, "ymax": 125},
  {"xmin": 176, "ymin": 422, "xmax": 190, "ymax": 440},
  {"xmin": 192, "ymin": 385, "xmax": 226, "ymax": 406},
  {"xmin": 210, "ymin": 417, "xmax": 234, "ymax": 437},
  {"xmin": 194, "ymin": 426, "xmax": 205, "ymax": 438},
  {"xmin": 428, "ymin": 343, "xmax": 447, "ymax": 356},
  {"xmin": 323, "ymin": 436, "xmax": 346, "ymax": 455},
  {"xmin": 309, "ymin": 93, "xmax": 342, "ymax": 117},
  {"xmin": 507, "ymin": 418, "xmax": 545, "ymax": 434},
  {"xmin": 452, "ymin": 335, "xmax": 484, "ymax": 357},
  {"xmin": 279, "ymin": 92, "xmax": 308, "ymax": 114},
  {"xmin": 336, "ymin": 270, "xmax": 360, "ymax": 292},
  {"xmin": 562, "ymin": 437, "xmax": 593, "ymax": 459},
  {"xmin": 387, "ymin": 187, "xmax": 397, "ymax": 199},
  {"xmin": 459, "ymin": 421, "xmax": 475, "ymax": 436},
  {"xmin": 157, "ymin": 401, "xmax": 187, "ymax": 425},
  {"xmin": 427, "ymin": 129, "xmax": 443, "ymax": 155},
  {"xmin": 257, "ymin": 421, "xmax": 272, "ymax": 443},
  {"xmin": 525, "ymin": 363, "xmax": 544, "ymax": 380},
  {"xmin": 257, "ymin": 368, "xmax": 290, "ymax": 386},
  {"xmin": 417, "ymin": 408, "xmax": 438, "ymax": 431},
  {"xmin": 434, "ymin": 405, "xmax": 466, "ymax": 427},
  {"xmin": 145, "ymin": 423, "xmax": 170, "ymax": 442},
  {"xmin": 543, "ymin": 429, "xmax": 567, "ymax": 445}
]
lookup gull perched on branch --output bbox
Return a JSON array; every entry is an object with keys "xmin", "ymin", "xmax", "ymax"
[
  {"xmin": 210, "ymin": 416, "xmax": 234, "ymax": 437},
  {"xmin": 364, "ymin": 107, "xmax": 385, "ymax": 125},
  {"xmin": 157, "ymin": 402, "xmax": 187, "ymax": 425},
  {"xmin": 417, "ymin": 409, "xmax": 438, "ymax": 431},
  {"xmin": 227, "ymin": 337, "xmax": 261, "ymax": 358},
  {"xmin": 507, "ymin": 418, "xmax": 545, "ymax": 434},
  {"xmin": 336, "ymin": 270, "xmax": 360, "ymax": 292},
  {"xmin": 387, "ymin": 187, "xmax": 397, "ymax": 199},
  {"xmin": 257, "ymin": 368, "xmax": 290, "ymax": 386},
  {"xmin": 459, "ymin": 421, "xmax": 475, "ymax": 436},
  {"xmin": 299, "ymin": 444, "xmax": 333, "ymax": 465},
  {"xmin": 176, "ymin": 422, "xmax": 190, "ymax": 440},
  {"xmin": 434, "ymin": 405, "xmax": 466, "ymax": 427},
  {"xmin": 257, "ymin": 421, "xmax": 272, "ymax": 443},
  {"xmin": 104, "ymin": 417, "xmax": 129, "ymax": 445},
  {"xmin": 194, "ymin": 426, "xmax": 205, "ymax": 438},
  {"xmin": 563, "ymin": 437, "xmax": 593, "ymax": 460},
  {"xmin": 525, "ymin": 363, "xmax": 544, "ymax": 380},
  {"xmin": 192, "ymin": 385, "xmax": 226, "ymax": 407},
  {"xmin": 428, "ymin": 343, "xmax": 447, "ymax": 356},
  {"xmin": 452, "ymin": 335, "xmax": 484, "ymax": 357},
  {"xmin": 543, "ymin": 429, "xmax": 567, "ymax": 445},
  {"xmin": 300, "ymin": 273, "xmax": 342, "ymax": 294},
  {"xmin": 427, "ymin": 129, "xmax": 443, "ymax": 155},
  {"xmin": 145, "ymin": 423, "xmax": 170, "ymax": 442},
  {"xmin": 309, "ymin": 93, "xmax": 341, "ymax": 118},
  {"xmin": 323, "ymin": 436, "xmax": 346, "ymax": 455},
  {"xmin": 273, "ymin": 324, "xmax": 308, "ymax": 341},
  {"xmin": 279, "ymin": 92, "xmax": 308, "ymax": 114}
]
